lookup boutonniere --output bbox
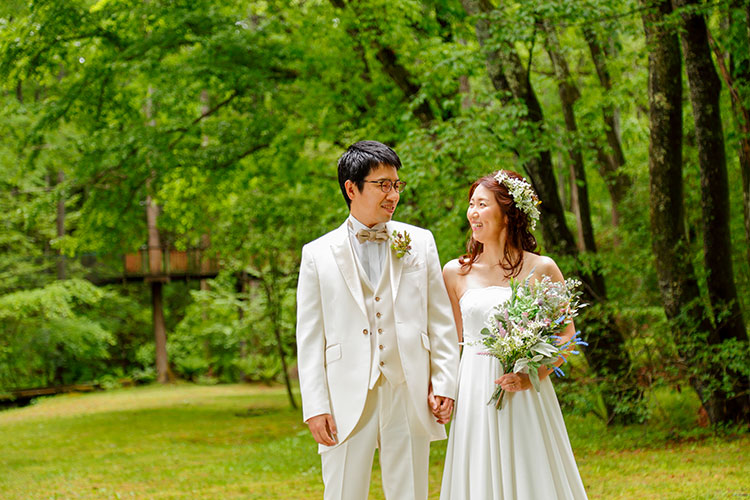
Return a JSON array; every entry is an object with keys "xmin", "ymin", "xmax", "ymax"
[{"xmin": 390, "ymin": 230, "xmax": 412, "ymax": 258}]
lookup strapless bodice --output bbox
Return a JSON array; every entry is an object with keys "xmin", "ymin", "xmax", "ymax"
[{"xmin": 459, "ymin": 286, "xmax": 511, "ymax": 344}]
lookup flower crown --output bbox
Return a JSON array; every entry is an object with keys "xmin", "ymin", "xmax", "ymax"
[{"xmin": 493, "ymin": 171, "xmax": 541, "ymax": 230}]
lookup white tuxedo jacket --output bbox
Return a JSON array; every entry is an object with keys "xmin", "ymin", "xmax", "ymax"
[{"xmin": 296, "ymin": 220, "xmax": 459, "ymax": 445}]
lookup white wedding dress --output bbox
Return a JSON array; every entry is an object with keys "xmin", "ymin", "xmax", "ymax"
[{"xmin": 440, "ymin": 286, "xmax": 588, "ymax": 500}]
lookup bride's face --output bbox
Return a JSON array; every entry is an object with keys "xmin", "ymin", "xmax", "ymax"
[{"xmin": 467, "ymin": 184, "xmax": 506, "ymax": 245}]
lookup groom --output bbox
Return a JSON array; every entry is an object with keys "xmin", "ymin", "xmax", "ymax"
[{"xmin": 296, "ymin": 140, "xmax": 459, "ymax": 500}]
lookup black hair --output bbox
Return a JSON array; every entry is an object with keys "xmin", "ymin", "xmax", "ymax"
[{"xmin": 337, "ymin": 140, "xmax": 402, "ymax": 208}]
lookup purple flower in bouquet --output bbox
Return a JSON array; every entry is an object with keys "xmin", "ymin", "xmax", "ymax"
[{"xmin": 478, "ymin": 273, "xmax": 587, "ymax": 410}]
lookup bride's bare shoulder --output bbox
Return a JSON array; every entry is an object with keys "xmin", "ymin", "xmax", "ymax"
[
  {"xmin": 443, "ymin": 259, "xmax": 467, "ymax": 298},
  {"xmin": 524, "ymin": 253, "xmax": 564, "ymax": 281},
  {"xmin": 443, "ymin": 258, "xmax": 463, "ymax": 278}
]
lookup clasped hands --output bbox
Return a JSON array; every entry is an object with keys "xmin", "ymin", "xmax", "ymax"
[
  {"xmin": 306, "ymin": 387, "xmax": 455, "ymax": 446},
  {"xmin": 428, "ymin": 385, "xmax": 454, "ymax": 425}
]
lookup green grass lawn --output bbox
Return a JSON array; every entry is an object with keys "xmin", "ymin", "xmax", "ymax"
[{"xmin": 0, "ymin": 383, "xmax": 747, "ymax": 499}]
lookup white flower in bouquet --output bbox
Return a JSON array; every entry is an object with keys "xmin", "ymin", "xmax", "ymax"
[{"xmin": 478, "ymin": 273, "xmax": 587, "ymax": 409}]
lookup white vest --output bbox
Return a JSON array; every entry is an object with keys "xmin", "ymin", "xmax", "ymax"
[{"xmin": 355, "ymin": 249, "xmax": 405, "ymax": 389}]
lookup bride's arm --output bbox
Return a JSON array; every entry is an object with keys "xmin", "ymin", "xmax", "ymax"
[{"xmin": 442, "ymin": 260, "xmax": 464, "ymax": 344}]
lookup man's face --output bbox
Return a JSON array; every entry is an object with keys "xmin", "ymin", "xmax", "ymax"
[{"xmin": 346, "ymin": 164, "xmax": 400, "ymax": 227}]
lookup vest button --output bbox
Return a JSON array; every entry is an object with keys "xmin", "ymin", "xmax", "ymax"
[
  {"xmin": 363, "ymin": 329, "xmax": 368, "ymax": 335},
  {"xmin": 376, "ymin": 312, "xmax": 382, "ymax": 318},
  {"xmin": 375, "ymin": 296, "xmax": 381, "ymax": 301},
  {"xmin": 378, "ymin": 328, "xmax": 383, "ymax": 334},
  {"xmin": 380, "ymin": 361, "xmax": 385, "ymax": 366},
  {"xmin": 379, "ymin": 345, "xmax": 384, "ymax": 350}
]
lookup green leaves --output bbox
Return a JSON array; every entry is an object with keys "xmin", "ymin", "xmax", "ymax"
[
  {"xmin": 0, "ymin": 0, "xmax": 746, "ymax": 416},
  {"xmin": 0, "ymin": 279, "xmax": 115, "ymax": 390},
  {"xmin": 0, "ymin": 279, "xmax": 106, "ymax": 320}
]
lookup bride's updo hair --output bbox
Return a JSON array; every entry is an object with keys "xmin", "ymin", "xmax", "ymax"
[{"xmin": 459, "ymin": 170, "xmax": 539, "ymax": 278}]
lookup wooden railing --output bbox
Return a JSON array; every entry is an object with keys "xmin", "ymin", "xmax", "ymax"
[{"xmin": 123, "ymin": 247, "xmax": 220, "ymax": 279}]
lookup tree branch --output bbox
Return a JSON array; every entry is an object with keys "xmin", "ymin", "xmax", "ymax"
[{"xmin": 168, "ymin": 90, "xmax": 241, "ymax": 150}]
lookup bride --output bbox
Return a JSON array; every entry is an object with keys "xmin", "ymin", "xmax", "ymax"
[{"xmin": 439, "ymin": 171, "xmax": 588, "ymax": 500}]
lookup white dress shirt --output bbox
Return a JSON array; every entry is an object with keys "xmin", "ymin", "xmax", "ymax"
[{"xmin": 347, "ymin": 214, "xmax": 387, "ymax": 284}]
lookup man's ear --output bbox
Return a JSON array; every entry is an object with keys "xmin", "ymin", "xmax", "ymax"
[{"xmin": 344, "ymin": 180, "xmax": 358, "ymax": 202}]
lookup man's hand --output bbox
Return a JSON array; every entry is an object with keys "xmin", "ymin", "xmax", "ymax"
[
  {"xmin": 306, "ymin": 413, "xmax": 338, "ymax": 446},
  {"xmin": 428, "ymin": 388, "xmax": 454, "ymax": 424}
]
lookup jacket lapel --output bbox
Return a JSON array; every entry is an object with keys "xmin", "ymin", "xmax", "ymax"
[
  {"xmin": 387, "ymin": 222, "xmax": 404, "ymax": 299},
  {"xmin": 330, "ymin": 223, "xmax": 368, "ymax": 318}
]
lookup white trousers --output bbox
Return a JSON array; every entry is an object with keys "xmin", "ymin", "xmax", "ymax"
[{"xmin": 320, "ymin": 377, "xmax": 431, "ymax": 500}]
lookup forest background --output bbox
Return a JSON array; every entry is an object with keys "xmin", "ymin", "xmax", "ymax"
[{"xmin": 1, "ymin": 0, "xmax": 749, "ymax": 429}]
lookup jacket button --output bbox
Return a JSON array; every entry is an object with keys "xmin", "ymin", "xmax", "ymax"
[
  {"xmin": 379, "ymin": 345, "xmax": 384, "ymax": 350},
  {"xmin": 375, "ymin": 296, "xmax": 381, "ymax": 301},
  {"xmin": 363, "ymin": 329, "xmax": 368, "ymax": 335},
  {"xmin": 380, "ymin": 361, "xmax": 385, "ymax": 366},
  {"xmin": 376, "ymin": 312, "xmax": 381, "ymax": 318}
]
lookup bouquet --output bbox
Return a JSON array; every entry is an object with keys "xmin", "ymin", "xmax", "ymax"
[{"xmin": 479, "ymin": 273, "xmax": 587, "ymax": 409}]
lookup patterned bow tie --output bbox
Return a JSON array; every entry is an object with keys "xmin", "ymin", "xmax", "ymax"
[{"xmin": 356, "ymin": 227, "xmax": 389, "ymax": 244}]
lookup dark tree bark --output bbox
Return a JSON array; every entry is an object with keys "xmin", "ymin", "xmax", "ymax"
[
  {"xmin": 461, "ymin": 0, "xmax": 575, "ymax": 256},
  {"xmin": 675, "ymin": 0, "xmax": 750, "ymax": 424},
  {"xmin": 542, "ymin": 20, "xmax": 598, "ymax": 256},
  {"xmin": 643, "ymin": 0, "xmax": 709, "ymax": 412},
  {"xmin": 462, "ymin": 0, "xmax": 643, "ymax": 423},
  {"xmin": 674, "ymin": 0, "xmax": 748, "ymax": 347},
  {"xmin": 644, "ymin": 0, "xmax": 750, "ymax": 425},
  {"xmin": 582, "ymin": 26, "xmax": 631, "ymax": 230},
  {"xmin": 721, "ymin": 1, "xmax": 750, "ymax": 268}
]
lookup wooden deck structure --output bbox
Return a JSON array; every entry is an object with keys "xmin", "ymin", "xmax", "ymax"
[
  {"xmin": 0, "ymin": 383, "xmax": 101, "ymax": 408},
  {"xmin": 123, "ymin": 247, "xmax": 220, "ymax": 280},
  {"xmin": 1, "ymin": 247, "xmax": 223, "ymax": 406},
  {"xmin": 89, "ymin": 247, "xmax": 220, "ymax": 284}
]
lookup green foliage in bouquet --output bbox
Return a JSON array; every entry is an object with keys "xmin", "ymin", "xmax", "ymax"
[{"xmin": 479, "ymin": 274, "xmax": 587, "ymax": 409}]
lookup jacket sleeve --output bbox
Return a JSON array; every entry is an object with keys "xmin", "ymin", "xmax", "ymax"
[
  {"xmin": 423, "ymin": 231, "xmax": 460, "ymax": 399},
  {"xmin": 296, "ymin": 244, "xmax": 331, "ymax": 421}
]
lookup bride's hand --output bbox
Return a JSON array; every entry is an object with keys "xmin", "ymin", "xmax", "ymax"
[{"xmin": 495, "ymin": 373, "xmax": 531, "ymax": 392}]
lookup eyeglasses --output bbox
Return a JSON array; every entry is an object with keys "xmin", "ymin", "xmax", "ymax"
[{"xmin": 363, "ymin": 179, "xmax": 407, "ymax": 193}]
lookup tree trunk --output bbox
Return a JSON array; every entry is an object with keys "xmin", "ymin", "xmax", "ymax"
[
  {"xmin": 644, "ymin": 0, "xmax": 750, "ymax": 425},
  {"xmin": 145, "ymin": 195, "xmax": 162, "ymax": 272},
  {"xmin": 263, "ymin": 264, "xmax": 297, "ymax": 409},
  {"xmin": 145, "ymin": 83, "xmax": 170, "ymax": 384},
  {"xmin": 675, "ymin": 0, "xmax": 748, "ymax": 343},
  {"xmin": 151, "ymin": 281, "xmax": 170, "ymax": 384},
  {"xmin": 675, "ymin": 0, "xmax": 750, "ymax": 423},
  {"xmin": 582, "ymin": 25, "xmax": 631, "ymax": 231},
  {"xmin": 722, "ymin": 1, "xmax": 750, "ymax": 268},
  {"xmin": 236, "ymin": 271, "xmax": 248, "ymax": 382},
  {"xmin": 56, "ymin": 170, "xmax": 66, "ymax": 280},
  {"xmin": 459, "ymin": 42, "xmax": 472, "ymax": 112},
  {"xmin": 542, "ymin": 20, "xmax": 598, "ymax": 255},
  {"xmin": 146, "ymin": 194, "xmax": 169, "ymax": 384},
  {"xmin": 461, "ymin": 0, "xmax": 576, "ymax": 255},
  {"xmin": 742, "ymin": 5, "xmax": 750, "ymax": 268},
  {"xmin": 462, "ymin": 0, "xmax": 643, "ymax": 423}
]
